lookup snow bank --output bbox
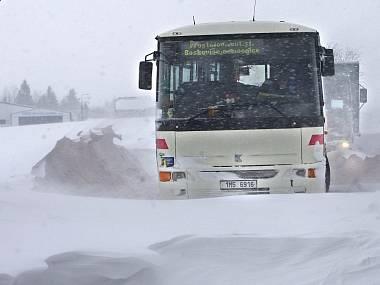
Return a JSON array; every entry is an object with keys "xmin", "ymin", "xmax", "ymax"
[
  {"xmin": 355, "ymin": 133, "xmax": 380, "ymax": 156},
  {"xmin": 0, "ymin": 121, "xmax": 96, "ymax": 186},
  {"xmin": 31, "ymin": 126, "xmax": 156, "ymax": 198},
  {"xmin": 328, "ymin": 150, "xmax": 380, "ymax": 189},
  {"xmin": 0, "ymin": 117, "xmax": 157, "ymax": 197},
  {"xmin": 8, "ymin": 235, "xmax": 380, "ymax": 285}
]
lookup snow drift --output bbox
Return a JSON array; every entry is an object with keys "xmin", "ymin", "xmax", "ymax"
[
  {"xmin": 7, "ymin": 235, "xmax": 380, "ymax": 285},
  {"xmin": 32, "ymin": 126, "xmax": 156, "ymax": 198},
  {"xmin": 2, "ymin": 190, "xmax": 380, "ymax": 284},
  {"xmin": 328, "ymin": 150, "xmax": 380, "ymax": 190}
]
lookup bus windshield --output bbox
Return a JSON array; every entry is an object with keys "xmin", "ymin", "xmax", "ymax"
[{"xmin": 157, "ymin": 34, "xmax": 321, "ymax": 128}]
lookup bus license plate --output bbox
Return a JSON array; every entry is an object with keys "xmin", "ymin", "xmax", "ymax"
[{"xmin": 220, "ymin": 180, "xmax": 257, "ymax": 191}]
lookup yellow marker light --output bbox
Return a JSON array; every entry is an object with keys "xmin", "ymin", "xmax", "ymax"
[
  {"xmin": 159, "ymin": 171, "xmax": 172, "ymax": 182},
  {"xmin": 308, "ymin": 168, "xmax": 316, "ymax": 178}
]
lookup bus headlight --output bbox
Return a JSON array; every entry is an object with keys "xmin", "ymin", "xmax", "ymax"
[
  {"xmin": 341, "ymin": 141, "xmax": 350, "ymax": 149},
  {"xmin": 294, "ymin": 169, "xmax": 306, "ymax": 177},
  {"xmin": 172, "ymin": 172, "xmax": 186, "ymax": 181}
]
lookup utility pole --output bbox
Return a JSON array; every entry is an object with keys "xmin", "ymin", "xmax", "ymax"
[{"xmin": 80, "ymin": 93, "xmax": 90, "ymax": 121}]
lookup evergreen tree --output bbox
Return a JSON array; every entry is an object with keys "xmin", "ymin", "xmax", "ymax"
[
  {"xmin": 37, "ymin": 86, "xmax": 58, "ymax": 109},
  {"xmin": 36, "ymin": 94, "xmax": 47, "ymax": 108},
  {"xmin": 46, "ymin": 86, "xmax": 58, "ymax": 109},
  {"xmin": 32, "ymin": 91, "xmax": 43, "ymax": 104},
  {"xmin": 61, "ymin": 89, "xmax": 80, "ymax": 111},
  {"xmin": 15, "ymin": 80, "xmax": 34, "ymax": 106}
]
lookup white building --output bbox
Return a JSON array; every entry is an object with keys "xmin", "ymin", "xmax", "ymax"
[
  {"xmin": 0, "ymin": 102, "xmax": 70, "ymax": 127},
  {"xmin": 114, "ymin": 96, "xmax": 155, "ymax": 117}
]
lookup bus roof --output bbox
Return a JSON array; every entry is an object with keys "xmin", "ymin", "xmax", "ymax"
[{"xmin": 157, "ymin": 21, "xmax": 317, "ymax": 38}]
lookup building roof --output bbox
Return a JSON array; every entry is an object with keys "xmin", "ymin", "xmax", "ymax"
[
  {"xmin": 12, "ymin": 108, "xmax": 70, "ymax": 116},
  {"xmin": 0, "ymin": 102, "xmax": 70, "ymax": 115},
  {"xmin": 157, "ymin": 21, "xmax": 317, "ymax": 38},
  {"xmin": 0, "ymin": 101, "xmax": 33, "ymax": 109}
]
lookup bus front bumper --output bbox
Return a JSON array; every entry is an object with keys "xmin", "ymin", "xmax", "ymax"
[{"xmin": 158, "ymin": 162, "xmax": 326, "ymax": 199}]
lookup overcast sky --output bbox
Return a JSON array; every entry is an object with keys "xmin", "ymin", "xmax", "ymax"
[{"xmin": 0, "ymin": 0, "xmax": 379, "ymax": 129}]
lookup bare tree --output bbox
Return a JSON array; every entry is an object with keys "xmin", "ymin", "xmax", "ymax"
[
  {"xmin": 2, "ymin": 88, "xmax": 11, "ymax": 103},
  {"xmin": 328, "ymin": 43, "xmax": 360, "ymax": 63},
  {"xmin": 2, "ymin": 86, "xmax": 19, "ymax": 103}
]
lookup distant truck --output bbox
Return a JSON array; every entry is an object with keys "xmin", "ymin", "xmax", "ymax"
[{"xmin": 323, "ymin": 62, "xmax": 367, "ymax": 150}]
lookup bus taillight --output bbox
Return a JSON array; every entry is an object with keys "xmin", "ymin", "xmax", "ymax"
[
  {"xmin": 309, "ymin": 134, "xmax": 324, "ymax": 145},
  {"xmin": 156, "ymin": 138, "xmax": 169, "ymax": 149}
]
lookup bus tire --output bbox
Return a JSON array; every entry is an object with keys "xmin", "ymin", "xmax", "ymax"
[{"xmin": 325, "ymin": 156, "xmax": 331, "ymax": 193}]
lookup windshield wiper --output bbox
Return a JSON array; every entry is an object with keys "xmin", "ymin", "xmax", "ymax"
[
  {"xmin": 182, "ymin": 101, "xmax": 292, "ymax": 124},
  {"xmin": 257, "ymin": 101, "xmax": 290, "ymax": 119},
  {"xmin": 185, "ymin": 104, "xmax": 228, "ymax": 123},
  {"xmin": 223, "ymin": 100, "xmax": 290, "ymax": 120}
]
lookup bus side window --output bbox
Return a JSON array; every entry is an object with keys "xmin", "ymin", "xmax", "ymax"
[{"xmin": 182, "ymin": 62, "xmax": 198, "ymax": 83}]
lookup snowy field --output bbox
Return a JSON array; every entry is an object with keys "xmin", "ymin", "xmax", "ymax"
[{"xmin": 1, "ymin": 119, "xmax": 380, "ymax": 284}]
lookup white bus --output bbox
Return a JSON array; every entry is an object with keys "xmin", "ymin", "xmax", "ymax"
[{"xmin": 139, "ymin": 21, "xmax": 335, "ymax": 199}]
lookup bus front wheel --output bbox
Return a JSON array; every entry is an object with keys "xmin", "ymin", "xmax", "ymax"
[{"xmin": 325, "ymin": 157, "xmax": 331, "ymax": 193}]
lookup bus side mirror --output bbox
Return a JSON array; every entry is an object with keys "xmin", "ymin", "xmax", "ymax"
[
  {"xmin": 360, "ymin": 88, "xmax": 368, "ymax": 103},
  {"xmin": 139, "ymin": 61, "xmax": 153, "ymax": 90},
  {"xmin": 322, "ymin": 49, "xmax": 335, "ymax": 77}
]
